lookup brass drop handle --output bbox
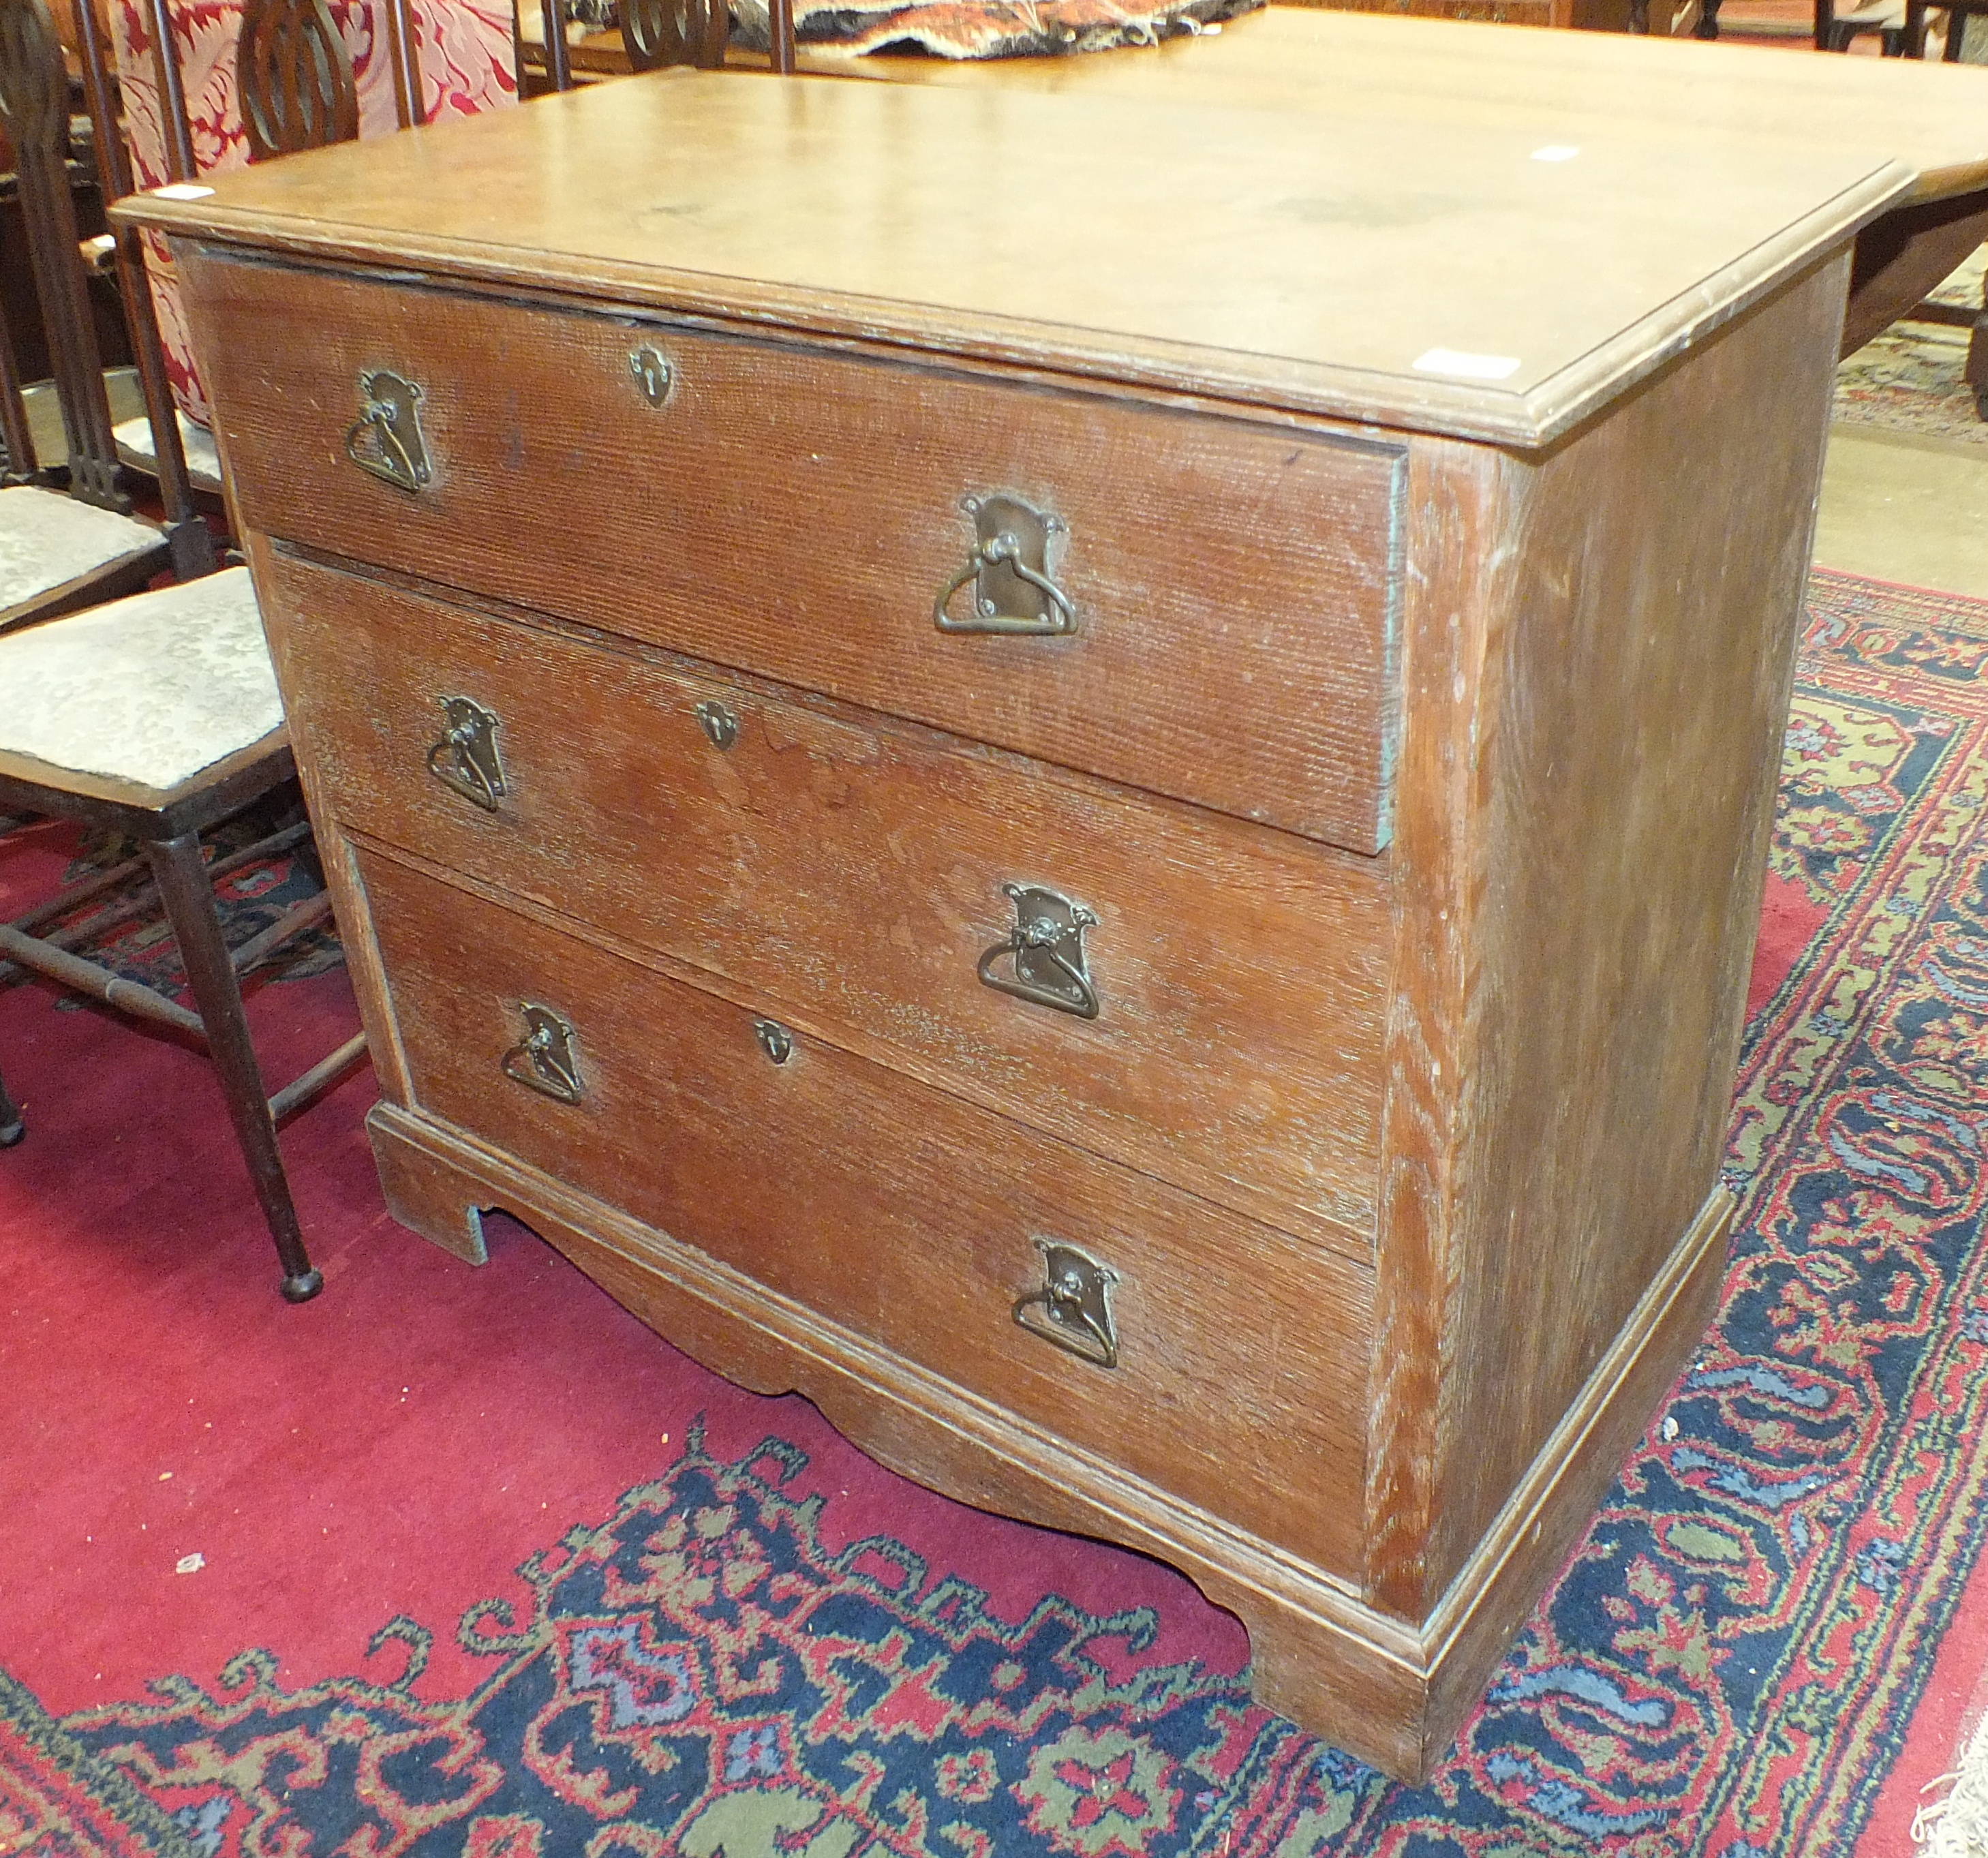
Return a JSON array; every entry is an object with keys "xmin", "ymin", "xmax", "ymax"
[
  {"xmin": 502, "ymin": 1003, "xmax": 584, "ymax": 1104},
  {"xmin": 426, "ymin": 696, "xmax": 506, "ymax": 811},
  {"xmin": 977, "ymin": 883, "xmax": 1100, "ymax": 1020},
  {"xmin": 1013, "ymin": 1238, "xmax": 1119, "ymax": 1369},
  {"xmin": 345, "ymin": 368, "xmax": 431, "ymax": 493},
  {"xmin": 934, "ymin": 493, "xmax": 1076, "ymax": 637}
]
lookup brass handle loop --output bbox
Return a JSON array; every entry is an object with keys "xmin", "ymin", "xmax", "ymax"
[
  {"xmin": 426, "ymin": 696, "xmax": 505, "ymax": 812},
  {"xmin": 977, "ymin": 883, "xmax": 1099, "ymax": 1020},
  {"xmin": 1013, "ymin": 1239, "xmax": 1119, "ymax": 1369},
  {"xmin": 934, "ymin": 493, "xmax": 1076, "ymax": 637},
  {"xmin": 345, "ymin": 367, "xmax": 431, "ymax": 493},
  {"xmin": 501, "ymin": 1004, "xmax": 584, "ymax": 1104}
]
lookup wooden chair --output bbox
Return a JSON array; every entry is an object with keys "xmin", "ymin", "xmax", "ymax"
[
  {"xmin": 1812, "ymin": 0, "xmax": 1916, "ymax": 50},
  {"xmin": 526, "ymin": 0, "xmax": 795, "ymax": 91},
  {"xmin": 1927, "ymin": 0, "xmax": 1988, "ymax": 54},
  {"xmin": 620, "ymin": 0, "xmax": 730, "ymax": 69},
  {"xmin": 0, "ymin": 0, "xmax": 209, "ymax": 633},
  {"xmin": 0, "ymin": 0, "xmax": 366, "ymax": 1299}
]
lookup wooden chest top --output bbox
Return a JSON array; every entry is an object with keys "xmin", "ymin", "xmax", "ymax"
[{"xmin": 123, "ymin": 50, "xmax": 1906, "ymax": 444}]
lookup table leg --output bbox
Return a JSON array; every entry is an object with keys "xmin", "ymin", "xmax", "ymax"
[{"xmin": 1968, "ymin": 273, "xmax": 1988, "ymax": 421}]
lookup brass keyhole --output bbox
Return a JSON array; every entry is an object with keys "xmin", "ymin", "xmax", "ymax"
[
  {"xmin": 630, "ymin": 346, "xmax": 675, "ymax": 408},
  {"xmin": 695, "ymin": 699, "xmax": 740, "ymax": 750}
]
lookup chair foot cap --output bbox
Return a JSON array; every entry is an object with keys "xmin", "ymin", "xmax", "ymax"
[
  {"xmin": 0, "ymin": 1117, "xmax": 22, "ymax": 1148},
  {"xmin": 280, "ymin": 1268, "xmax": 325, "ymax": 1303}
]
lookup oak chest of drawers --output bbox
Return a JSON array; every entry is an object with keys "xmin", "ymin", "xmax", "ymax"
[{"xmin": 125, "ymin": 55, "xmax": 1911, "ymax": 1778}]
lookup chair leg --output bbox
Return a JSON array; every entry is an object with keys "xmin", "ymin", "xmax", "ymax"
[
  {"xmin": 0, "ymin": 1060, "xmax": 22, "ymax": 1146},
  {"xmin": 144, "ymin": 831, "xmax": 324, "ymax": 1303}
]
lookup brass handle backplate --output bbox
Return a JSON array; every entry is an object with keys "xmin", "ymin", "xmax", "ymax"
[
  {"xmin": 978, "ymin": 883, "xmax": 1099, "ymax": 1020},
  {"xmin": 345, "ymin": 367, "xmax": 431, "ymax": 492},
  {"xmin": 1013, "ymin": 1238, "xmax": 1119, "ymax": 1369},
  {"xmin": 502, "ymin": 1003, "xmax": 585, "ymax": 1104},
  {"xmin": 934, "ymin": 493, "xmax": 1075, "ymax": 637},
  {"xmin": 427, "ymin": 695, "xmax": 506, "ymax": 811}
]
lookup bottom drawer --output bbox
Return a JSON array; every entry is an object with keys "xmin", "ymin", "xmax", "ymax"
[{"xmin": 357, "ymin": 846, "xmax": 1373, "ymax": 1578}]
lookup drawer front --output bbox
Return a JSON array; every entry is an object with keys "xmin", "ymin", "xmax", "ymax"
[
  {"xmin": 265, "ymin": 549, "xmax": 1388, "ymax": 1245},
  {"xmin": 358, "ymin": 847, "xmax": 1373, "ymax": 1575},
  {"xmin": 189, "ymin": 249, "xmax": 1403, "ymax": 853}
]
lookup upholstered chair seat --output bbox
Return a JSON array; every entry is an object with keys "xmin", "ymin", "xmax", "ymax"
[
  {"xmin": 0, "ymin": 566, "xmax": 281, "ymax": 791},
  {"xmin": 0, "ymin": 484, "xmax": 163, "ymax": 615},
  {"xmin": 112, "ymin": 412, "xmax": 225, "ymax": 496}
]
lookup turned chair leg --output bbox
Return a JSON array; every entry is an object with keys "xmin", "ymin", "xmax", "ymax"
[
  {"xmin": 145, "ymin": 831, "xmax": 324, "ymax": 1303},
  {"xmin": 0, "ymin": 1060, "xmax": 21, "ymax": 1146}
]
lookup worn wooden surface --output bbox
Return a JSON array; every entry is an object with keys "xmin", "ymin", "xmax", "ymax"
[
  {"xmin": 849, "ymin": 5, "xmax": 1988, "ymax": 206},
  {"xmin": 840, "ymin": 7, "xmax": 1987, "ymax": 364},
  {"xmin": 198, "ymin": 255, "xmax": 1401, "ymax": 849},
  {"xmin": 141, "ymin": 22, "xmax": 1884, "ymax": 1778},
  {"xmin": 358, "ymin": 842, "xmax": 1375, "ymax": 1574},
  {"xmin": 127, "ymin": 61, "xmax": 1902, "ymax": 448},
  {"xmin": 367, "ymin": 1094, "xmax": 1443, "ymax": 1772},
  {"xmin": 1411, "ymin": 1185, "xmax": 1732, "ymax": 1769},
  {"xmin": 1369, "ymin": 255, "xmax": 1848, "ymax": 1619},
  {"xmin": 258, "ymin": 549, "xmax": 1390, "ymax": 1249}
]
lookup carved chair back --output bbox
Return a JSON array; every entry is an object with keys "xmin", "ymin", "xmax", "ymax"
[
  {"xmin": 533, "ymin": 0, "xmax": 792, "ymax": 91},
  {"xmin": 620, "ymin": 0, "xmax": 728, "ymax": 70},
  {"xmin": 114, "ymin": 0, "xmax": 422, "ymax": 188},
  {"xmin": 0, "ymin": 0, "xmax": 131, "ymax": 508},
  {"xmin": 239, "ymin": 0, "xmax": 363, "ymax": 155}
]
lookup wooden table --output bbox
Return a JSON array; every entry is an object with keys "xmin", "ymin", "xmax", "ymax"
[
  {"xmin": 534, "ymin": 5, "xmax": 1988, "ymax": 375},
  {"xmin": 121, "ymin": 27, "xmax": 1933, "ymax": 1782},
  {"xmin": 831, "ymin": 5, "xmax": 1988, "ymax": 357}
]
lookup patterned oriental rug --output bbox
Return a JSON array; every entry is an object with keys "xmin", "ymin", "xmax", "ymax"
[
  {"xmin": 4, "ymin": 566, "xmax": 1988, "ymax": 1855},
  {"xmin": 1834, "ymin": 244, "xmax": 1988, "ymax": 450}
]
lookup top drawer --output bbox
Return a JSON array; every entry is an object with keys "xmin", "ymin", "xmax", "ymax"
[{"xmin": 183, "ymin": 250, "xmax": 1403, "ymax": 853}]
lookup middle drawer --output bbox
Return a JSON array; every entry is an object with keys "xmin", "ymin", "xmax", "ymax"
[{"xmin": 264, "ymin": 547, "xmax": 1388, "ymax": 1249}]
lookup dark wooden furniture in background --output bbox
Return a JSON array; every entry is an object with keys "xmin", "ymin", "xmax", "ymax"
[
  {"xmin": 620, "ymin": 0, "xmax": 729, "ymax": 70},
  {"xmin": 1813, "ymin": 0, "xmax": 1914, "ymax": 52},
  {"xmin": 0, "ymin": 0, "xmax": 187, "ymax": 629},
  {"xmin": 523, "ymin": 0, "xmax": 795, "ymax": 88},
  {"xmin": 1926, "ymin": 0, "xmax": 1988, "ymax": 54},
  {"xmin": 0, "ymin": 0, "xmax": 365, "ymax": 1295},
  {"xmin": 127, "ymin": 40, "xmax": 1933, "ymax": 1772}
]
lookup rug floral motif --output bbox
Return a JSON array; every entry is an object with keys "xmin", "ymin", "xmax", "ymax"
[
  {"xmin": 31, "ymin": 567, "xmax": 1988, "ymax": 1854},
  {"xmin": 1835, "ymin": 243, "xmax": 1987, "ymax": 448},
  {"xmin": 0, "ymin": 1671, "xmax": 194, "ymax": 1857},
  {"xmin": 0, "ymin": 804, "xmax": 342, "ymax": 1005}
]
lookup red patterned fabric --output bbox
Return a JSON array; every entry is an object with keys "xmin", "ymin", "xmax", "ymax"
[{"xmin": 110, "ymin": 0, "xmax": 517, "ymax": 421}]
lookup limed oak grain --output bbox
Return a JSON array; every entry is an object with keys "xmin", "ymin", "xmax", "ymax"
[
  {"xmin": 258, "ymin": 547, "xmax": 1390, "ymax": 1249},
  {"xmin": 134, "ymin": 33, "xmax": 1892, "ymax": 1781},
  {"xmin": 194, "ymin": 253, "xmax": 1403, "ymax": 851},
  {"xmin": 356, "ymin": 842, "xmax": 1375, "ymax": 1576}
]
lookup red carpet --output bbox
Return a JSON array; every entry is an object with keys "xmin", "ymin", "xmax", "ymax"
[
  {"xmin": 0, "ymin": 820, "xmax": 1240, "ymax": 1730},
  {"xmin": 6, "ymin": 564, "xmax": 1988, "ymax": 1854}
]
